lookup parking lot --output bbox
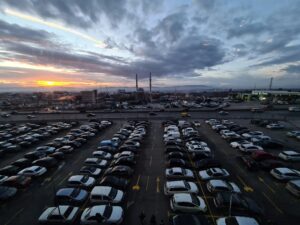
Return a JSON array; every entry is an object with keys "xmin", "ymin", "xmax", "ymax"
[{"xmin": 0, "ymin": 116, "xmax": 300, "ymax": 225}]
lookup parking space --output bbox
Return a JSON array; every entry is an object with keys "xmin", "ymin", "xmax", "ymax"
[{"xmin": 0, "ymin": 118, "xmax": 299, "ymax": 225}]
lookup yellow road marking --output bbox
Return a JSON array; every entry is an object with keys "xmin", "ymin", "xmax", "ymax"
[
  {"xmin": 262, "ymin": 192, "xmax": 284, "ymax": 214},
  {"xmin": 156, "ymin": 176, "xmax": 160, "ymax": 193},
  {"xmin": 236, "ymin": 175, "xmax": 254, "ymax": 192},
  {"xmin": 4, "ymin": 207, "xmax": 24, "ymax": 225},
  {"xmin": 132, "ymin": 174, "xmax": 141, "ymax": 191},
  {"xmin": 258, "ymin": 176, "xmax": 276, "ymax": 194},
  {"xmin": 146, "ymin": 176, "xmax": 150, "ymax": 191}
]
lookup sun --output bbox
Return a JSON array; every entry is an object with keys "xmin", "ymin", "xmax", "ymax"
[{"xmin": 37, "ymin": 80, "xmax": 62, "ymax": 87}]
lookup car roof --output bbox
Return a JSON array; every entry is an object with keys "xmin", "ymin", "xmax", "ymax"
[
  {"xmin": 167, "ymin": 180, "xmax": 186, "ymax": 188},
  {"xmin": 209, "ymin": 179, "xmax": 228, "ymax": 188},
  {"xmin": 91, "ymin": 186, "xmax": 112, "ymax": 195},
  {"xmin": 289, "ymin": 179, "xmax": 300, "ymax": 187},
  {"xmin": 173, "ymin": 193, "xmax": 192, "ymax": 203},
  {"xmin": 282, "ymin": 151, "xmax": 299, "ymax": 156}
]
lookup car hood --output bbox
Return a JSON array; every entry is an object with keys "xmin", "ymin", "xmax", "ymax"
[{"xmin": 109, "ymin": 206, "xmax": 123, "ymax": 222}]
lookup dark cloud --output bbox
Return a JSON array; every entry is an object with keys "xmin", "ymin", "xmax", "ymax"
[
  {"xmin": 282, "ymin": 64, "xmax": 300, "ymax": 74},
  {"xmin": 0, "ymin": 0, "xmax": 129, "ymax": 28},
  {"xmin": 0, "ymin": 19, "xmax": 53, "ymax": 44}
]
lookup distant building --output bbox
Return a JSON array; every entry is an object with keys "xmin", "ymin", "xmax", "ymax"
[{"xmin": 80, "ymin": 90, "xmax": 97, "ymax": 104}]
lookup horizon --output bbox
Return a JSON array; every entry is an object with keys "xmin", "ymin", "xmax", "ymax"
[{"xmin": 1, "ymin": 0, "xmax": 300, "ymax": 91}]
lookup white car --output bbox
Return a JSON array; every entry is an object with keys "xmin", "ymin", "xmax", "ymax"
[
  {"xmin": 286, "ymin": 131, "xmax": 300, "ymax": 137},
  {"xmin": 84, "ymin": 158, "xmax": 108, "ymax": 168},
  {"xmin": 286, "ymin": 179, "xmax": 300, "ymax": 197},
  {"xmin": 238, "ymin": 144, "xmax": 263, "ymax": 153},
  {"xmin": 193, "ymin": 121, "xmax": 201, "ymax": 127},
  {"xmin": 230, "ymin": 140, "xmax": 251, "ymax": 149},
  {"xmin": 38, "ymin": 205, "xmax": 80, "ymax": 224},
  {"xmin": 216, "ymin": 216, "xmax": 261, "ymax": 225},
  {"xmin": 242, "ymin": 131, "xmax": 264, "ymax": 139},
  {"xmin": 81, "ymin": 205, "xmax": 123, "ymax": 225},
  {"xmin": 18, "ymin": 166, "xmax": 47, "ymax": 177},
  {"xmin": 187, "ymin": 144, "xmax": 211, "ymax": 153},
  {"xmin": 199, "ymin": 168, "xmax": 230, "ymax": 180},
  {"xmin": 206, "ymin": 179, "xmax": 241, "ymax": 193},
  {"xmin": 278, "ymin": 151, "xmax": 300, "ymax": 161},
  {"xmin": 165, "ymin": 167, "xmax": 194, "ymax": 179},
  {"xmin": 205, "ymin": 119, "xmax": 219, "ymax": 125},
  {"xmin": 186, "ymin": 141, "xmax": 207, "ymax": 148},
  {"xmin": 266, "ymin": 123, "xmax": 285, "ymax": 129},
  {"xmin": 92, "ymin": 151, "xmax": 112, "ymax": 160},
  {"xmin": 113, "ymin": 151, "xmax": 134, "ymax": 159},
  {"xmin": 270, "ymin": 168, "xmax": 300, "ymax": 181},
  {"xmin": 90, "ymin": 186, "xmax": 124, "ymax": 204},
  {"xmin": 164, "ymin": 180, "xmax": 198, "ymax": 195},
  {"xmin": 67, "ymin": 175, "xmax": 95, "ymax": 189},
  {"xmin": 212, "ymin": 124, "xmax": 227, "ymax": 131},
  {"xmin": 170, "ymin": 193, "xmax": 207, "ymax": 213},
  {"xmin": 221, "ymin": 132, "xmax": 240, "ymax": 139},
  {"xmin": 250, "ymin": 135, "xmax": 271, "ymax": 143}
]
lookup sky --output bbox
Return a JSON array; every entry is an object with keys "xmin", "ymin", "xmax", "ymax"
[{"xmin": 0, "ymin": 0, "xmax": 300, "ymax": 92}]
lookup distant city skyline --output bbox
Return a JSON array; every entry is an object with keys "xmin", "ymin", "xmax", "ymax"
[{"xmin": 0, "ymin": 0, "xmax": 300, "ymax": 91}]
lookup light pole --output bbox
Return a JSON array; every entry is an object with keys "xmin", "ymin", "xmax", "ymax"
[{"xmin": 228, "ymin": 191, "xmax": 234, "ymax": 217}]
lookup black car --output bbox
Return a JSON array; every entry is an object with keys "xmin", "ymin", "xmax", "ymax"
[
  {"xmin": 165, "ymin": 141, "xmax": 183, "ymax": 147},
  {"xmin": 170, "ymin": 214, "xmax": 210, "ymax": 225},
  {"xmin": 55, "ymin": 188, "xmax": 89, "ymax": 206},
  {"xmin": 12, "ymin": 158, "xmax": 32, "ymax": 169},
  {"xmin": 119, "ymin": 145, "xmax": 139, "ymax": 153},
  {"xmin": 49, "ymin": 152, "xmax": 65, "ymax": 160},
  {"xmin": 214, "ymin": 192, "xmax": 264, "ymax": 215},
  {"xmin": 110, "ymin": 156, "xmax": 136, "ymax": 167},
  {"xmin": 24, "ymin": 151, "xmax": 46, "ymax": 160},
  {"xmin": 0, "ymin": 186, "xmax": 17, "ymax": 200},
  {"xmin": 165, "ymin": 146, "xmax": 184, "ymax": 153},
  {"xmin": 257, "ymin": 140, "xmax": 284, "ymax": 149},
  {"xmin": 191, "ymin": 152, "xmax": 212, "ymax": 161},
  {"xmin": 166, "ymin": 159, "xmax": 192, "ymax": 169},
  {"xmin": 32, "ymin": 157, "xmax": 58, "ymax": 168},
  {"xmin": 19, "ymin": 141, "xmax": 32, "ymax": 147},
  {"xmin": 99, "ymin": 176, "xmax": 129, "ymax": 190},
  {"xmin": 195, "ymin": 158, "xmax": 221, "ymax": 169},
  {"xmin": 166, "ymin": 152, "xmax": 188, "ymax": 160},
  {"xmin": 103, "ymin": 166, "xmax": 134, "ymax": 178},
  {"xmin": 0, "ymin": 165, "xmax": 21, "ymax": 176}
]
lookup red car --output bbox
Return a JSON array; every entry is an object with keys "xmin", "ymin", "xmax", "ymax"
[
  {"xmin": 2, "ymin": 175, "xmax": 31, "ymax": 189},
  {"xmin": 251, "ymin": 151, "xmax": 277, "ymax": 161}
]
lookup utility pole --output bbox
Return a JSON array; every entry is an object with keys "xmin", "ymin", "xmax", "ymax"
[
  {"xmin": 136, "ymin": 74, "xmax": 138, "ymax": 92},
  {"xmin": 269, "ymin": 77, "xmax": 273, "ymax": 90},
  {"xmin": 149, "ymin": 72, "xmax": 152, "ymax": 103}
]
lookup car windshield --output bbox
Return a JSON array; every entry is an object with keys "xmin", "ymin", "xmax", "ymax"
[
  {"xmin": 103, "ymin": 206, "xmax": 112, "ymax": 219},
  {"xmin": 109, "ymin": 188, "xmax": 118, "ymax": 199},
  {"xmin": 81, "ymin": 176, "xmax": 89, "ymax": 182},
  {"xmin": 70, "ymin": 188, "xmax": 80, "ymax": 198},
  {"xmin": 225, "ymin": 217, "xmax": 239, "ymax": 225},
  {"xmin": 183, "ymin": 181, "xmax": 190, "ymax": 189}
]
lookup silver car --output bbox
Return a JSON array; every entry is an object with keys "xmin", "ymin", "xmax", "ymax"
[
  {"xmin": 165, "ymin": 167, "xmax": 194, "ymax": 179},
  {"xmin": 270, "ymin": 168, "xmax": 300, "ymax": 181},
  {"xmin": 38, "ymin": 205, "xmax": 80, "ymax": 224},
  {"xmin": 216, "ymin": 216, "xmax": 261, "ymax": 225},
  {"xmin": 206, "ymin": 179, "xmax": 241, "ymax": 193},
  {"xmin": 67, "ymin": 175, "xmax": 95, "ymax": 189},
  {"xmin": 199, "ymin": 168, "xmax": 230, "ymax": 180},
  {"xmin": 90, "ymin": 186, "xmax": 124, "ymax": 204},
  {"xmin": 286, "ymin": 179, "xmax": 300, "ymax": 197}
]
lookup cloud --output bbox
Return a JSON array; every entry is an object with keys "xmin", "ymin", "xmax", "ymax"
[
  {"xmin": 0, "ymin": 0, "xmax": 129, "ymax": 29},
  {"xmin": 282, "ymin": 64, "xmax": 300, "ymax": 74},
  {"xmin": 0, "ymin": 18, "xmax": 53, "ymax": 44}
]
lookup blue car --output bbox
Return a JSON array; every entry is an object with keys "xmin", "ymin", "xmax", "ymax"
[
  {"xmin": 55, "ymin": 188, "xmax": 88, "ymax": 206},
  {"xmin": 99, "ymin": 140, "xmax": 118, "ymax": 148}
]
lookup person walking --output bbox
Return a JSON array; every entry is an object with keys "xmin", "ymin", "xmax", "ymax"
[
  {"xmin": 150, "ymin": 214, "xmax": 157, "ymax": 225},
  {"xmin": 139, "ymin": 211, "xmax": 146, "ymax": 225}
]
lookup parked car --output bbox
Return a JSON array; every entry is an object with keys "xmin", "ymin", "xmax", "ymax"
[
  {"xmin": 278, "ymin": 151, "xmax": 300, "ymax": 161},
  {"xmin": 99, "ymin": 176, "xmax": 129, "ymax": 190},
  {"xmin": 80, "ymin": 205, "xmax": 124, "ymax": 225},
  {"xmin": 213, "ymin": 192, "xmax": 263, "ymax": 215},
  {"xmin": 170, "ymin": 193, "xmax": 207, "ymax": 213},
  {"xmin": 286, "ymin": 131, "xmax": 300, "ymax": 138},
  {"xmin": 206, "ymin": 179, "xmax": 241, "ymax": 193},
  {"xmin": 92, "ymin": 151, "xmax": 112, "ymax": 160},
  {"xmin": 165, "ymin": 167, "xmax": 194, "ymax": 180},
  {"xmin": 90, "ymin": 186, "xmax": 124, "ymax": 204},
  {"xmin": 18, "ymin": 166, "xmax": 47, "ymax": 177},
  {"xmin": 164, "ymin": 180, "xmax": 198, "ymax": 195},
  {"xmin": 199, "ymin": 168, "xmax": 230, "ymax": 180},
  {"xmin": 67, "ymin": 175, "xmax": 96, "ymax": 189},
  {"xmin": 12, "ymin": 158, "xmax": 32, "ymax": 169},
  {"xmin": 286, "ymin": 179, "xmax": 300, "ymax": 197},
  {"xmin": 266, "ymin": 123, "xmax": 285, "ymax": 129},
  {"xmin": 2, "ymin": 175, "xmax": 31, "ymax": 189},
  {"xmin": 238, "ymin": 144, "xmax": 263, "ymax": 153},
  {"xmin": 38, "ymin": 205, "xmax": 80, "ymax": 224},
  {"xmin": 84, "ymin": 158, "xmax": 108, "ymax": 168},
  {"xmin": 32, "ymin": 157, "xmax": 58, "ymax": 168},
  {"xmin": 270, "ymin": 168, "xmax": 300, "ymax": 181},
  {"xmin": 170, "ymin": 214, "xmax": 209, "ymax": 225},
  {"xmin": 0, "ymin": 186, "xmax": 17, "ymax": 200},
  {"xmin": 80, "ymin": 166, "xmax": 102, "ymax": 177},
  {"xmin": 103, "ymin": 166, "xmax": 134, "ymax": 178},
  {"xmin": 216, "ymin": 216, "xmax": 261, "ymax": 225},
  {"xmin": 55, "ymin": 188, "xmax": 88, "ymax": 206},
  {"xmin": 195, "ymin": 159, "xmax": 221, "ymax": 169}
]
